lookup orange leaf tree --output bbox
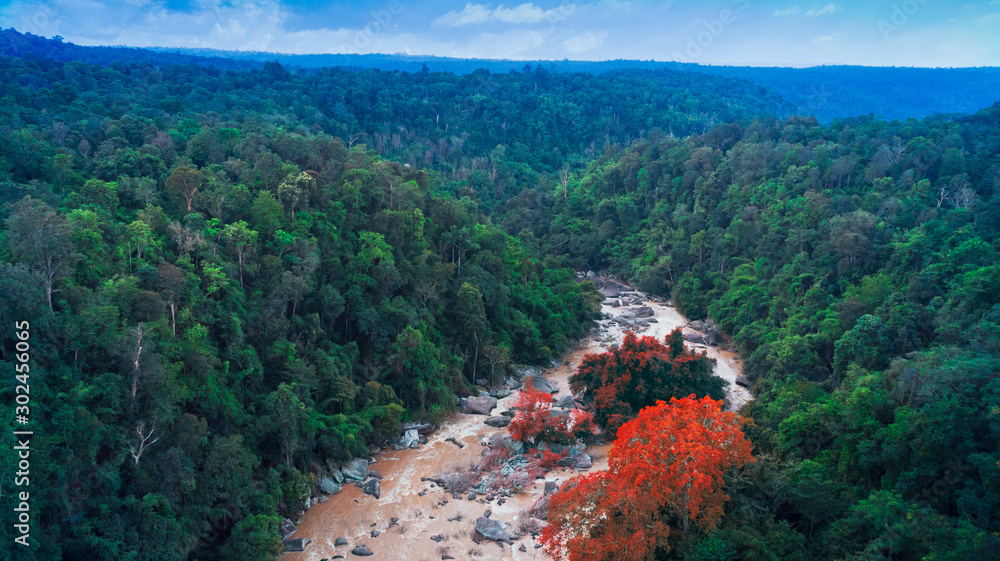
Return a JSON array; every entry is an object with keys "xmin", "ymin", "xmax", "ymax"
[
  {"xmin": 508, "ymin": 386, "xmax": 576, "ymax": 445},
  {"xmin": 570, "ymin": 329, "xmax": 725, "ymax": 433},
  {"xmin": 541, "ymin": 395, "xmax": 754, "ymax": 561}
]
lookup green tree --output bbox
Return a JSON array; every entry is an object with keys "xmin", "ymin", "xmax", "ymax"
[
  {"xmin": 220, "ymin": 514, "xmax": 283, "ymax": 561},
  {"xmin": 5, "ymin": 197, "xmax": 75, "ymax": 310},
  {"xmin": 165, "ymin": 165, "xmax": 204, "ymax": 212},
  {"xmin": 265, "ymin": 383, "xmax": 312, "ymax": 469},
  {"xmin": 222, "ymin": 220, "xmax": 258, "ymax": 288}
]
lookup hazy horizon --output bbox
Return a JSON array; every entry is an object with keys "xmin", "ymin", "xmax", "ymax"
[{"xmin": 2, "ymin": 0, "xmax": 999, "ymax": 68}]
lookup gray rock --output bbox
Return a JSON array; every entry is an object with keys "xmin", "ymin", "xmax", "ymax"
[
  {"xmin": 468, "ymin": 493, "xmax": 477, "ymax": 500},
  {"xmin": 735, "ymin": 375, "xmax": 751, "ymax": 388},
  {"xmin": 488, "ymin": 385, "xmax": 511, "ymax": 399},
  {"xmin": 600, "ymin": 285, "xmax": 620, "ymax": 298},
  {"xmin": 342, "ymin": 458, "xmax": 370, "ymax": 481},
  {"xmin": 526, "ymin": 376, "xmax": 559, "ymax": 395},
  {"xmin": 514, "ymin": 365, "xmax": 545, "ymax": 379},
  {"xmin": 335, "ymin": 537, "xmax": 348, "ymax": 546},
  {"xmin": 351, "ymin": 545, "xmax": 373, "ymax": 556},
  {"xmin": 283, "ymin": 538, "xmax": 311, "ymax": 552},
  {"xmin": 400, "ymin": 428, "xmax": 419, "ymax": 449},
  {"xmin": 474, "ymin": 517, "xmax": 516, "ymax": 542},
  {"xmin": 544, "ymin": 481, "xmax": 559, "ymax": 494},
  {"xmin": 462, "ymin": 396, "xmax": 498, "ymax": 415},
  {"xmin": 575, "ymin": 453, "xmax": 593, "ymax": 469},
  {"xmin": 530, "ymin": 494, "xmax": 550, "ymax": 520},
  {"xmin": 485, "ymin": 415, "xmax": 512, "ymax": 428},
  {"xmin": 404, "ymin": 422, "xmax": 434, "ymax": 436},
  {"xmin": 331, "ymin": 468, "xmax": 344, "ymax": 484},
  {"xmin": 682, "ymin": 328, "xmax": 722, "ymax": 346},
  {"xmin": 554, "ymin": 395, "xmax": 576, "ymax": 409},
  {"xmin": 368, "ymin": 470, "xmax": 383, "ymax": 480},
  {"xmin": 280, "ymin": 518, "xmax": 297, "ymax": 539},
  {"xmin": 631, "ymin": 306, "xmax": 655, "ymax": 318},
  {"xmin": 362, "ymin": 478, "xmax": 380, "ymax": 499},
  {"xmin": 319, "ymin": 476, "xmax": 342, "ymax": 495},
  {"xmin": 587, "ymin": 270, "xmax": 596, "ymax": 278}
]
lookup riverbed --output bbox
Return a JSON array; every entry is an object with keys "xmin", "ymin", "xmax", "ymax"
[{"xmin": 284, "ymin": 288, "xmax": 750, "ymax": 561}]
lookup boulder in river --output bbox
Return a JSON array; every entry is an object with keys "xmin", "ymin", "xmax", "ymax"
[
  {"xmin": 631, "ymin": 306, "xmax": 654, "ymax": 318},
  {"xmin": 474, "ymin": 517, "xmax": 516, "ymax": 542},
  {"xmin": 513, "ymin": 365, "xmax": 545, "ymax": 380},
  {"xmin": 399, "ymin": 428, "xmax": 419, "ymax": 449},
  {"xmin": 319, "ymin": 476, "xmax": 342, "ymax": 495},
  {"xmin": 462, "ymin": 396, "xmax": 498, "ymax": 415},
  {"xmin": 279, "ymin": 518, "xmax": 297, "ymax": 539},
  {"xmin": 351, "ymin": 545, "xmax": 373, "ymax": 556},
  {"xmin": 342, "ymin": 458, "xmax": 370, "ymax": 481},
  {"xmin": 735, "ymin": 375, "xmax": 751, "ymax": 388},
  {"xmin": 485, "ymin": 416, "xmax": 512, "ymax": 428},
  {"xmin": 526, "ymin": 376, "xmax": 559, "ymax": 395},
  {"xmin": 488, "ymin": 385, "xmax": 511, "ymax": 399},
  {"xmin": 362, "ymin": 478, "xmax": 380, "ymax": 499},
  {"xmin": 554, "ymin": 395, "xmax": 576, "ymax": 409},
  {"xmin": 283, "ymin": 538, "xmax": 311, "ymax": 552},
  {"xmin": 335, "ymin": 537, "xmax": 348, "ymax": 546}
]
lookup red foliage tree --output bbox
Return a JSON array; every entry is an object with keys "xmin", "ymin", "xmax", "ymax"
[
  {"xmin": 508, "ymin": 386, "xmax": 572, "ymax": 445},
  {"xmin": 570, "ymin": 329, "xmax": 725, "ymax": 433},
  {"xmin": 541, "ymin": 395, "xmax": 754, "ymax": 561}
]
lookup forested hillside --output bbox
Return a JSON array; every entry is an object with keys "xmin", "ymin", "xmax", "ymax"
[
  {"xmin": 517, "ymin": 106, "xmax": 1000, "ymax": 558},
  {"xmin": 1, "ymin": 30, "xmax": 999, "ymax": 561},
  {"xmin": 0, "ymin": 53, "xmax": 607, "ymax": 560}
]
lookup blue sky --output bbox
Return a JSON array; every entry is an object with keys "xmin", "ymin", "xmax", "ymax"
[{"xmin": 2, "ymin": 0, "xmax": 998, "ymax": 66}]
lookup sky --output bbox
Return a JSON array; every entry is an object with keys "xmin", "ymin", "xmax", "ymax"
[{"xmin": 1, "ymin": 0, "xmax": 998, "ymax": 67}]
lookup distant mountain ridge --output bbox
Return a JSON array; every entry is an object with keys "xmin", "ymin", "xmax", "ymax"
[{"xmin": 3, "ymin": 28, "xmax": 999, "ymax": 122}]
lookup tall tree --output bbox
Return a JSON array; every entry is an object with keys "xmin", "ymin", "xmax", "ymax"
[
  {"xmin": 542, "ymin": 396, "xmax": 754, "ymax": 560},
  {"xmin": 5, "ymin": 196, "xmax": 75, "ymax": 310},
  {"xmin": 166, "ymin": 165, "xmax": 204, "ymax": 212},
  {"xmin": 455, "ymin": 282, "xmax": 487, "ymax": 383}
]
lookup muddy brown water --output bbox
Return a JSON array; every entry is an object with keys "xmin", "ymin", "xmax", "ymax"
[{"xmin": 284, "ymin": 293, "xmax": 750, "ymax": 561}]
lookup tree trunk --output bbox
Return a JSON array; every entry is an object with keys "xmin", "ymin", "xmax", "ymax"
[{"xmin": 471, "ymin": 332, "xmax": 479, "ymax": 383}]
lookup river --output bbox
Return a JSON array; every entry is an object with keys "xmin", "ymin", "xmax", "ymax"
[{"xmin": 284, "ymin": 286, "xmax": 750, "ymax": 561}]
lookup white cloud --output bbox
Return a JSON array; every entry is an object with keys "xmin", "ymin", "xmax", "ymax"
[
  {"xmin": 811, "ymin": 34, "xmax": 834, "ymax": 42},
  {"xmin": 494, "ymin": 3, "xmax": 547, "ymax": 23},
  {"xmin": 434, "ymin": 3, "xmax": 492, "ymax": 27},
  {"xmin": 432, "ymin": 3, "xmax": 578, "ymax": 27},
  {"xmin": 805, "ymin": 3, "xmax": 840, "ymax": 16},
  {"xmin": 774, "ymin": 7, "xmax": 800, "ymax": 16},
  {"xmin": 563, "ymin": 29, "xmax": 608, "ymax": 52}
]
